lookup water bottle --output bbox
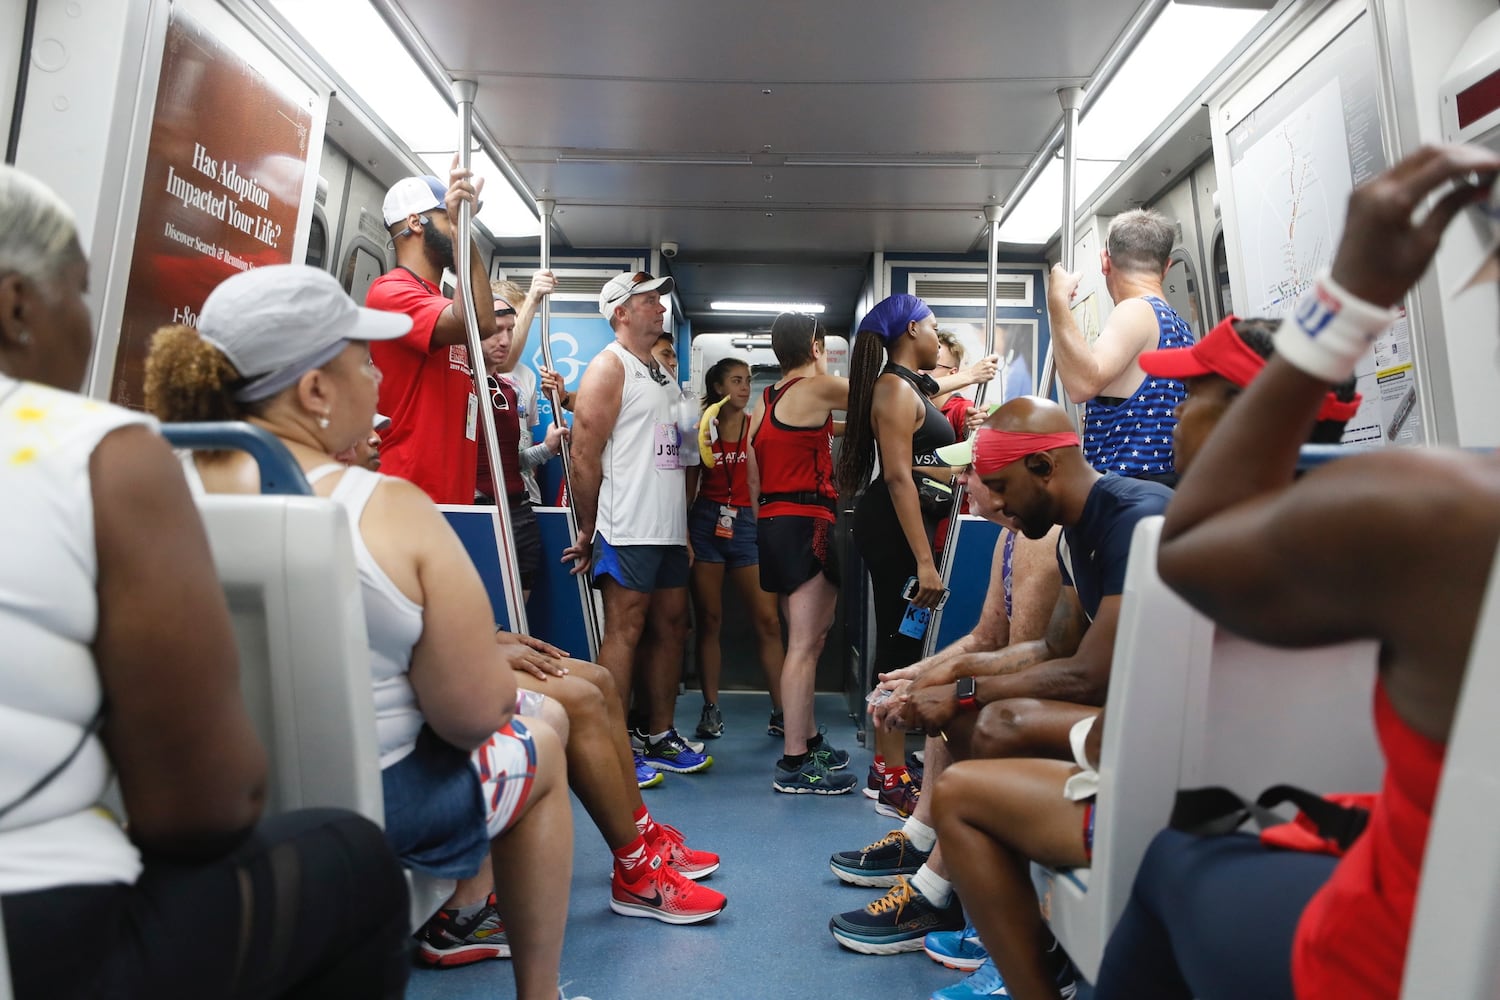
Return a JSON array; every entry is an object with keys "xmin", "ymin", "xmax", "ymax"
[{"xmin": 676, "ymin": 385, "xmax": 700, "ymax": 467}]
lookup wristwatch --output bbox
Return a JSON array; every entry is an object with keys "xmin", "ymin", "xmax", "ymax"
[{"xmin": 955, "ymin": 676, "xmax": 979, "ymax": 712}]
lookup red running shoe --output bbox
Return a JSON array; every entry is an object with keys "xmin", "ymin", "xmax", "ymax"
[
  {"xmin": 648, "ymin": 822, "xmax": 720, "ymax": 880},
  {"xmin": 875, "ymin": 769, "xmax": 920, "ymax": 820},
  {"xmin": 610, "ymin": 854, "xmax": 727, "ymax": 924}
]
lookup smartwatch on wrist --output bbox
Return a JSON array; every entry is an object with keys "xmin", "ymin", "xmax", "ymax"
[{"xmin": 955, "ymin": 676, "xmax": 978, "ymax": 711}]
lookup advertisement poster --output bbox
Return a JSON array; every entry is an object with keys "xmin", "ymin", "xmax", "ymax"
[{"xmin": 109, "ymin": 7, "xmax": 320, "ymax": 407}]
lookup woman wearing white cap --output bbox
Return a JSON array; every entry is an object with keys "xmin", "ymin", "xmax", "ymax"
[
  {"xmin": 144, "ymin": 264, "xmax": 581, "ymax": 1000},
  {"xmin": 0, "ymin": 167, "xmax": 410, "ymax": 998}
]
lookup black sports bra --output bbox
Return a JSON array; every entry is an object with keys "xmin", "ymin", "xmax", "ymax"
[{"xmin": 882, "ymin": 363, "xmax": 955, "ymax": 467}]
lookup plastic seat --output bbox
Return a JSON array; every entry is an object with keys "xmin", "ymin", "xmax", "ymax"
[
  {"xmin": 197, "ymin": 494, "xmax": 385, "ymax": 823},
  {"xmin": 167, "ymin": 426, "xmax": 454, "ymax": 929},
  {"xmin": 1034, "ymin": 515, "xmax": 1384, "ymax": 982},
  {"xmin": 1401, "ymin": 550, "xmax": 1500, "ymax": 998}
]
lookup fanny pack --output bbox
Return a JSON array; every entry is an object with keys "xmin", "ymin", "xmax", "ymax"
[
  {"xmin": 1170, "ymin": 784, "xmax": 1375, "ymax": 857},
  {"xmin": 760, "ymin": 490, "xmax": 836, "ymax": 513},
  {"xmin": 913, "ymin": 473, "xmax": 955, "ymax": 518}
]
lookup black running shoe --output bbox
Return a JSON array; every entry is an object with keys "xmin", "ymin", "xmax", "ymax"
[
  {"xmin": 767, "ymin": 709, "xmax": 785, "ymax": 737},
  {"xmin": 829, "ymin": 876, "xmax": 964, "ymax": 955},
  {"xmin": 829, "ymin": 829, "xmax": 930, "ymax": 887},
  {"xmin": 695, "ymin": 702, "xmax": 724, "ymax": 740}
]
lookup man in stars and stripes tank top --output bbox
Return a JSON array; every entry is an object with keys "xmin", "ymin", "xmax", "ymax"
[{"xmin": 1045, "ymin": 208, "xmax": 1194, "ymax": 484}]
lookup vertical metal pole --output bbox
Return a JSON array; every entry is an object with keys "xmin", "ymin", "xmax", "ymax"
[
  {"xmin": 536, "ymin": 199, "xmax": 602, "ymax": 659},
  {"xmin": 453, "ymin": 79, "xmax": 528, "ymax": 635},
  {"xmin": 1037, "ymin": 86, "xmax": 1085, "ymax": 406},
  {"xmin": 924, "ymin": 204, "xmax": 1003, "ymax": 656}
]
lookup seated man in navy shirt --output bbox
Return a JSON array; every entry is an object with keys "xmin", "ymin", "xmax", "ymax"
[
  {"xmin": 828, "ymin": 396, "xmax": 1170, "ymax": 957},
  {"xmin": 876, "ymin": 395, "xmax": 1172, "ymax": 758}
]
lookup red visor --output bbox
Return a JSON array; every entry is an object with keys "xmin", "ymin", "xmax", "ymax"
[
  {"xmin": 1139, "ymin": 316, "xmax": 1265, "ymax": 386},
  {"xmin": 1139, "ymin": 316, "xmax": 1362, "ymax": 423},
  {"xmin": 974, "ymin": 429, "xmax": 1081, "ymax": 477}
]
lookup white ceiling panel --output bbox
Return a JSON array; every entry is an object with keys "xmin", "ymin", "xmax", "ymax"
[{"xmin": 384, "ymin": 0, "xmax": 1152, "ymax": 325}]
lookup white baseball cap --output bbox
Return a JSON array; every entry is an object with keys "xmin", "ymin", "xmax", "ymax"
[
  {"xmin": 198, "ymin": 264, "xmax": 412, "ymax": 402},
  {"xmin": 381, "ymin": 175, "xmax": 447, "ymax": 227},
  {"xmin": 598, "ymin": 270, "xmax": 675, "ymax": 318}
]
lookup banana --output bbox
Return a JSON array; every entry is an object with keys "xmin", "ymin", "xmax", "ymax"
[{"xmin": 698, "ymin": 395, "xmax": 729, "ymax": 467}]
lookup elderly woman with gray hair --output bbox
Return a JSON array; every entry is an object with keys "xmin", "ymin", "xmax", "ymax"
[{"xmin": 0, "ymin": 165, "xmax": 410, "ymax": 998}]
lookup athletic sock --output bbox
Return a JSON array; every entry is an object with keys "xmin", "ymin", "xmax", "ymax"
[
  {"xmin": 633, "ymin": 804, "xmax": 661, "ymax": 842},
  {"xmin": 779, "ymin": 752, "xmax": 808, "ymax": 770},
  {"xmin": 902, "ymin": 815, "xmax": 938, "ymax": 854},
  {"xmin": 911, "ymin": 863, "xmax": 952, "ymax": 908},
  {"xmin": 612, "ymin": 833, "xmax": 653, "ymax": 880},
  {"xmin": 649, "ymin": 729, "xmax": 672, "ymax": 743},
  {"xmin": 447, "ymin": 897, "xmax": 490, "ymax": 920},
  {"xmin": 882, "ymin": 764, "xmax": 909, "ymax": 790}
]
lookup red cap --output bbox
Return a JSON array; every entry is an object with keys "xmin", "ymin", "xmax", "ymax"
[{"xmin": 1139, "ymin": 316, "xmax": 1362, "ymax": 423}]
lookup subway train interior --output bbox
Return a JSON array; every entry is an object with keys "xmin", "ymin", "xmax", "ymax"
[{"xmin": 4, "ymin": 0, "xmax": 1500, "ymax": 998}]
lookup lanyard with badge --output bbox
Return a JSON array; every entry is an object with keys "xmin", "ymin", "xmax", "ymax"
[{"xmin": 712, "ymin": 418, "xmax": 747, "ymax": 538}]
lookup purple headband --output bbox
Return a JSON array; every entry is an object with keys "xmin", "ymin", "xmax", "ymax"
[{"xmin": 858, "ymin": 293, "xmax": 933, "ymax": 344}]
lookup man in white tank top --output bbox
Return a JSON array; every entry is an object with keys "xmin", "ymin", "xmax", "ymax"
[{"xmin": 563, "ymin": 271, "xmax": 711, "ymax": 777}]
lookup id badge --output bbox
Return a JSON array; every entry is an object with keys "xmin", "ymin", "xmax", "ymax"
[
  {"xmin": 715, "ymin": 505, "xmax": 738, "ymax": 538},
  {"xmin": 897, "ymin": 601, "xmax": 931, "ymax": 639},
  {"xmin": 465, "ymin": 392, "xmax": 478, "ymax": 441},
  {"xmin": 654, "ymin": 422, "xmax": 680, "ymax": 470}
]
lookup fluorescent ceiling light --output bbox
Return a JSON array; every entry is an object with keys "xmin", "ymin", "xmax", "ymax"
[
  {"xmin": 1077, "ymin": 3, "xmax": 1265, "ymax": 162},
  {"xmin": 999, "ymin": 1, "xmax": 1266, "ymax": 245},
  {"xmin": 783, "ymin": 156, "xmax": 979, "ymax": 168},
  {"xmin": 266, "ymin": 0, "xmax": 539, "ymax": 237},
  {"xmin": 556, "ymin": 153, "xmax": 753, "ymax": 165},
  {"xmin": 711, "ymin": 301, "xmax": 826, "ymax": 314},
  {"xmin": 997, "ymin": 157, "xmax": 1120, "ymax": 245}
]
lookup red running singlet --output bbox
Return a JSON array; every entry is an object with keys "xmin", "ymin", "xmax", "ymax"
[
  {"xmin": 752, "ymin": 379, "xmax": 837, "ymax": 523},
  {"xmin": 698, "ymin": 413, "xmax": 751, "ymax": 508},
  {"xmin": 1291, "ymin": 679, "xmax": 1444, "ymax": 998}
]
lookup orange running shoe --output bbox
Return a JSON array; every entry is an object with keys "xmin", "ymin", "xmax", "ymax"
[{"xmin": 610, "ymin": 854, "xmax": 727, "ymax": 924}]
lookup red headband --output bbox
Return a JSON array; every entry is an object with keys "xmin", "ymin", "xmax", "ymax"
[
  {"xmin": 973, "ymin": 428, "xmax": 1080, "ymax": 477},
  {"xmin": 1138, "ymin": 315, "xmax": 1363, "ymax": 423}
]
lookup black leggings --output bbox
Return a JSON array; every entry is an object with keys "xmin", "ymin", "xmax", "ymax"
[
  {"xmin": 2, "ymin": 808, "xmax": 411, "ymax": 1000},
  {"xmin": 1092, "ymin": 829, "xmax": 1336, "ymax": 1000},
  {"xmin": 853, "ymin": 479, "xmax": 943, "ymax": 676}
]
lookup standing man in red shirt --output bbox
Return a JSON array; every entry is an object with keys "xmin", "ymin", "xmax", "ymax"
[{"xmin": 366, "ymin": 163, "xmax": 497, "ymax": 503}]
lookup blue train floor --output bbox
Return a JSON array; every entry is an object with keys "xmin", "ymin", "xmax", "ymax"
[{"xmin": 404, "ymin": 691, "xmax": 1093, "ymax": 1000}]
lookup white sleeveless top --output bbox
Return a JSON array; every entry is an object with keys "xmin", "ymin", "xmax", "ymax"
[
  {"xmin": 0, "ymin": 374, "xmax": 148, "ymax": 893},
  {"xmin": 596, "ymin": 341, "xmax": 687, "ymax": 545},
  {"xmin": 307, "ymin": 464, "xmax": 427, "ymax": 768}
]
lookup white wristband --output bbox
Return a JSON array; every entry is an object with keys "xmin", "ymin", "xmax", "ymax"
[{"xmin": 1272, "ymin": 274, "xmax": 1396, "ymax": 383}]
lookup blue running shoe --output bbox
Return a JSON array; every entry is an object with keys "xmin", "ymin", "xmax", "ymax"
[
  {"xmin": 929, "ymin": 954, "xmax": 1078, "ymax": 999},
  {"xmin": 924, "ymin": 921, "xmax": 988, "ymax": 971},
  {"xmin": 642, "ymin": 729, "xmax": 714, "ymax": 773},
  {"xmin": 808, "ymin": 727, "xmax": 850, "ymax": 770},
  {"xmin": 635, "ymin": 753, "xmax": 663, "ymax": 788},
  {"xmin": 773, "ymin": 753, "xmax": 858, "ymax": 795}
]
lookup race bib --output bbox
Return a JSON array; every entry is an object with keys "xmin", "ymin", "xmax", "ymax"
[{"xmin": 654, "ymin": 422, "xmax": 680, "ymax": 470}]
